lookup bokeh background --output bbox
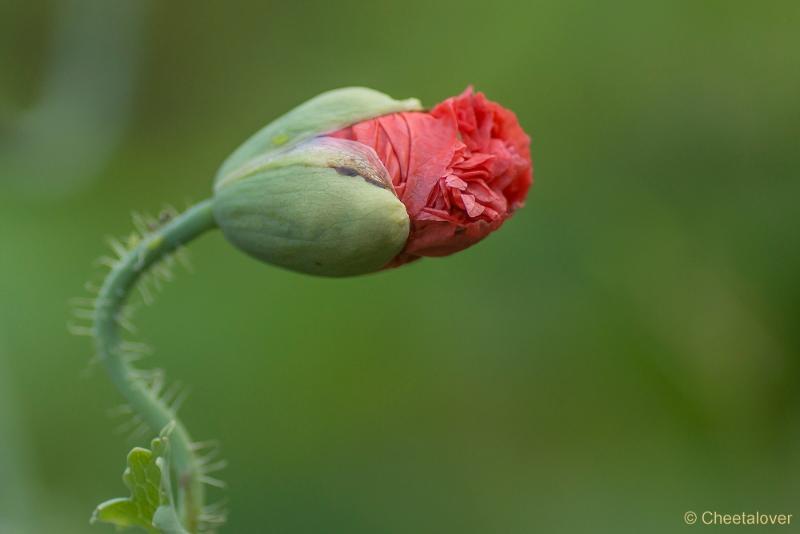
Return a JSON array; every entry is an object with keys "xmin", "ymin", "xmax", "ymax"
[{"xmin": 2, "ymin": 1, "xmax": 800, "ymax": 532}]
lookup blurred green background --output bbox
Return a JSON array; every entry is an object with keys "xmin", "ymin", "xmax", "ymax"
[{"xmin": 2, "ymin": 1, "xmax": 800, "ymax": 533}]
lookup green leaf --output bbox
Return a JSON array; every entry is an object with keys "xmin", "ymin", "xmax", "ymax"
[{"xmin": 91, "ymin": 433, "xmax": 186, "ymax": 533}]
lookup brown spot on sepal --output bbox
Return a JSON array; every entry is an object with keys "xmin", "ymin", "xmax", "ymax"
[{"xmin": 332, "ymin": 166, "xmax": 390, "ymax": 190}]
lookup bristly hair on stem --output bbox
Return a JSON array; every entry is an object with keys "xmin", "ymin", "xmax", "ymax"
[{"xmin": 74, "ymin": 199, "xmax": 226, "ymax": 533}]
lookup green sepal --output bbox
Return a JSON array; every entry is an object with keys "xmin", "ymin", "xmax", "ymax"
[
  {"xmin": 215, "ymin": 87, "xmax": 421, "ymax": 189},
  {"xmin": 216, "ymin": 135, "xmax": 395, "ymax": 190},
  {"xmin": 91, "ymin": 430, "xmax": 187, "ymax": 534},
  {"xmin": 213, "ymin": 138, "xmax": 409, "ymax": 277}
]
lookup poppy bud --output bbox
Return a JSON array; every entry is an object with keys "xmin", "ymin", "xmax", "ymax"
[
  {"xmin": 213, "ymin": 88, "xmax": 421, "ymax": 277},
  {"xmin": 212, "ymin": 86, "xmax": 532, "ymax": 276}
]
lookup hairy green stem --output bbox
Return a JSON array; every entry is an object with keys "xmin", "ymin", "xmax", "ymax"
[{"xmin": 93, "ymin": 199, "xmax": 217, "ymax": 533}]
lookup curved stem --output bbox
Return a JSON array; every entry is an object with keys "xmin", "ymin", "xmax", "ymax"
[{"xmin": 93, "ymin": 199, "xmax": 217, "ymax": 533}]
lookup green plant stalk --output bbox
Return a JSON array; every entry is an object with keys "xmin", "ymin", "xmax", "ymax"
[{"xmin": 93, "ymin": 199, "xmax": 217, "ymax": 533}]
